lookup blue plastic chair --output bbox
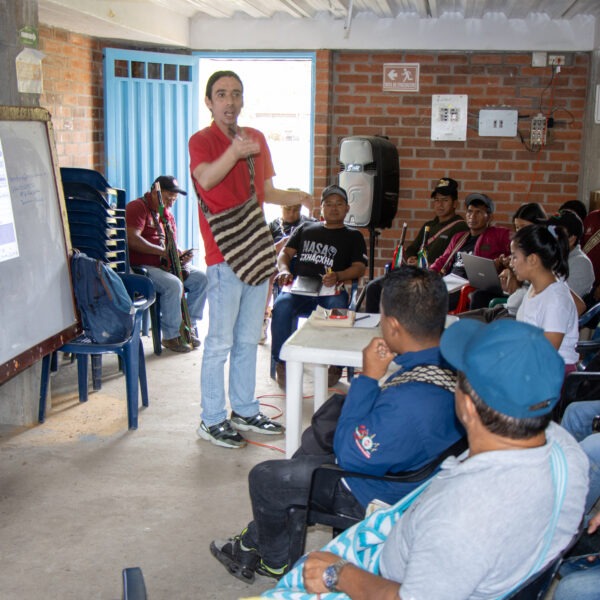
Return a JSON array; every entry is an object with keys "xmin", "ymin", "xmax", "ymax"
[
  {"xmin": 122, "ymin": 567, "xmax": 147, "ymax": 599},
  {"xmin": 504, "ymin": 522, "xmax": 584, "ymax": 600},
  {"xmin": 60, "ymin": 167, "xmax": 125, "ymax": 210},
  {"xmin": 502, "ymin": 554, "xmax": 563, "ymax": 600},
  {"xmin": 579, "ymin": 300, "xmax": 600, "ymax": 330},
  {"xmin": 131, "ymin": 266, "xmax": 163, "ymax": 356},
  {"xmin": 38, "ymin": 274, "xmax": 156, "ymax": 430},
  {"xmin": 131, "ymin": 269, "xmax": 198, "ymax": 357}
]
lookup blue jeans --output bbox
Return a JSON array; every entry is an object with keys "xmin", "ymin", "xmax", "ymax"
[
  {"xmin": 143, "ymin": 265, "xmax": 207, "ymax": 339},
  {"xmin": 270, "ymin": 290, "xmax": 349, "ymax": 363},
  {"xmin": 562, "ymin": 400, "xmax": 600, "ymax": 441},
  {"xmin": 562, "ymin": 401, "xmax": 600, "ymax": 512},
  {"xmin": 555, "ymin": 559, "xmax": 600, "ymax": 600},
  {"xmin": 200, "ymin": 263, "xmax": 268, "ymax": 426}
]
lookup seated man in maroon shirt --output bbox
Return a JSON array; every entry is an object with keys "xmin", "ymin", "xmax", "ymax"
[
  {"xmin": 126, "ymin": 175, "xmax": 207, "ymax": 353},
  {"xmin": 430, "ymin": 193, "xmax": 511, "ymax": 311}
]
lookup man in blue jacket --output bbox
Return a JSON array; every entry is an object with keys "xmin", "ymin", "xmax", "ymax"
[{"xmin": 209, "ymin": 266, "xmax": 465, "ymax": 584}]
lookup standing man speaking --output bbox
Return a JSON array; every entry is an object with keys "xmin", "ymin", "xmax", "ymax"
[{"xmin": 189, "ymin": 70, "xmax": 312, "ymax": 449}]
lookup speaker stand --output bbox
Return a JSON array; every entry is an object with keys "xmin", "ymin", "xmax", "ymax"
[
  {"xmin": 368, "ymin": 225, "xmax": 380, "ymax": 281},
  {"xmin": 355, "ymin": 225, "xmax": 380, "ymax": 312}
]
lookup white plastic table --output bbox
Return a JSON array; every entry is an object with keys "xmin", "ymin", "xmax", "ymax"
[
  {"xmin": 279, "ymin": 321, "xmax": 380, "ymax": 458},
  {"xmin": 278, "ymin": 314, "xmax": 458, "ymax": 457}
]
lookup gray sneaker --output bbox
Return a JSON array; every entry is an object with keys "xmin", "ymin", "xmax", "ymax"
[
  {"xmin": 231, "ymin": 411, "xmax": 285, "ymax": 435},
  {"xmin": 197, "ymin": 420, "xmax": 247, "ymax": 449}
]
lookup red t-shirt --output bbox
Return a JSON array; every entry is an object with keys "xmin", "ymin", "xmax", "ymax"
[
  {"xmin": 125, "ymin": 193, "xmax": 176, "ymax": 268},
  {"xmin": 189, "ymin": 122, "xmax": 275, "ymax": 266}
]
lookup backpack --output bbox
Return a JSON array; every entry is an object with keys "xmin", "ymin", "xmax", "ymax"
[{"xmin": 70, "ymin": 251, "xmax": 135, "ymax": 343}]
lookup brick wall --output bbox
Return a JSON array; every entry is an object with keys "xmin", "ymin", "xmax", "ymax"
[
  {"xmin": 39, "ymin": 26, "xmax": 105, "ymax": 170},
  {"xmin": 37, "ymin": 29, "xmax": 590, "ymax": 279},
  {"xmin": 315, "ymin": 51, "xmax": 589, "ymax": 276}
]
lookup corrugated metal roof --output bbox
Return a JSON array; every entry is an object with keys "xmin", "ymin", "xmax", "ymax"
[
  {"xmin": 37, "ymin": 0, "xmax": 600, "ymax": 47},
  {"xmin": 153, "ymin": 0, "xmax": 600, "ymax": 20}
]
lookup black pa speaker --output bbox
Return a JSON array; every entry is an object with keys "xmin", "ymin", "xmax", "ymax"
[{"xmin": 339, "ymin": 136, "xmax": 399, "ymax": 229}]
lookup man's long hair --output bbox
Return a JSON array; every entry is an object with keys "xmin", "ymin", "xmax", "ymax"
[{"xmin": 381, "ymin": 266, "xmax": 448, "ymax": 341}]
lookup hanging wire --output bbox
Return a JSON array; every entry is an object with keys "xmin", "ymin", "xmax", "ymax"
[{"xmin": 247, "ymin": 375, "xmax": 358, "ymax": 452}]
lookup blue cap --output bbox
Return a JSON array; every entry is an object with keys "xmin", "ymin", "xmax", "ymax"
[{"xmin": 440, "ymin": 319, "xmax": 565, "ymax": 419}]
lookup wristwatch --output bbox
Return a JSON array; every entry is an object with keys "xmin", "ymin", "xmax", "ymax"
[{"xmin": 322, "ymin": 558, "xmax": 349, "ymax": 592}]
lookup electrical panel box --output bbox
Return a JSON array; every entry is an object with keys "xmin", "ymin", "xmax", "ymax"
[
  {"xmin": 431, "ymin": 95, "xmax": 468, "ymax": 141},
  {"xmin": 532, "ymin": 52, "xmax": 547, "ymax": 67},
  {"xmin": 478, "ymin": 109, "xmax": 518, "ymax": 137},
  {"xmin": 530, "ymin": 114, "xmax": 547, "ymax": 146},
  {"xmin": 548, "ymin": 54, "xmax": 566, "ymax": 66}
]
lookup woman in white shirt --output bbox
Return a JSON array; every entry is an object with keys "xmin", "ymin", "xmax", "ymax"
[{"xmin": 511, "ymin": 223, "xmax": 579, "ymax": 372}]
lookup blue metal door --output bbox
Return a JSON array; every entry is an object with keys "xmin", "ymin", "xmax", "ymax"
[{"xmin": 103, "ymin": 48, "xmax": 199, "ymax": 253}]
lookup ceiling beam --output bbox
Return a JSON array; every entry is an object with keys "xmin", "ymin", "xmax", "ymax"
[
  {"xmin": 365, "ymin": 0, "xmax": 394, "ymax": 19},
  {"xmin": 424, "ymin": 0, "xmax": 433, "ymax": 18},
  {"xmin": 279, "ymin": 0, "xmax": 313, "ymax": 18},
  {"xmin": 171, "ymin": 0, "xmax": 232, "ymax": 18},
  {"xmin": 562, "ymin": 0, "xmax": 589, "ymax": 19}
]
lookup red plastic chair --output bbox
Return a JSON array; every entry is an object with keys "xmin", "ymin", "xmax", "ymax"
[{"xmin": 449, "ymin": 284, "xmax": 476, "ymax": 315}]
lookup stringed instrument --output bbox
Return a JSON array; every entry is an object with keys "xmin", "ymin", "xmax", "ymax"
[{"xmin": 155, "ymin": 182, "xmax": 194, "ymax": 346}]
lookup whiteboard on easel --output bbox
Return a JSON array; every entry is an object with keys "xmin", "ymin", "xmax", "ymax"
[{"xmin": 0, "ymin": 106, "xmax": 79, "ymax": 384}]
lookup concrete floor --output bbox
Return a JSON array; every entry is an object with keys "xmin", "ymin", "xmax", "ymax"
[
  {"xmin": 0, "ymin": 320, "xmax": 562, "ymax": 600},
  {"xmin": 0, "ymin": 320, "xmax": 339, "ymax": 600}
]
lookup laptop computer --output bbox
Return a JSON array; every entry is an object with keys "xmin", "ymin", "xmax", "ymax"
[{"xmin": 461, "ymin": 254, "xmax": 503, "ymax": 292}]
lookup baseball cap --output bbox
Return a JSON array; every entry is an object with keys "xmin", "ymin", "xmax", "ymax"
[
  {"xmin": 465, "ymin": 192, "xmax": 494, "ymax": 214},
  {"xmin": 440, "ymin": 319, "xmax": 564, "ymax": 419},
  {"xmin": 152, "ymin": 175, "xmax": 187, "ymax": 196},
  {"xmin": 547, "ymin": 210, "xmax": 584, "ymax": 243},
  {"xmin": 431, "ymin": 177, "xmax": 458, "ymax": 200},
  {"xmin": 321, "ymin": 184, "xmax": 348, "ymax": 204}
]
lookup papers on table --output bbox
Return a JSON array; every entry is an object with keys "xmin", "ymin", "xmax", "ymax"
[
  {"xmin": 353, "ymin": 313, "xmax": 380, "ymax": 328},
  {"xmin": 283, "ymin": 275, "xmax": 338, "ymax": 297},
  {"xmin": 443, "ymin": 273, "xmax": 469, "ymax": 293}
]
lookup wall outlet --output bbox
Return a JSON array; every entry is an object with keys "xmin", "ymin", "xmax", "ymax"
[
  {"xmin": 548, "ymin": 54, "xmax": 565, "ymax": 66},
  {"xmin": 478, "ymin": 109, "xmax": 518, "ymax": 137},
  {"xmin": 530, "ymin": 114, "xmax": 547, "ymax": 146}
]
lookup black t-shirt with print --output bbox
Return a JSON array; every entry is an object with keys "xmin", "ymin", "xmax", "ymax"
[{"xmin": 286, "ymin": 222, "xmax": 368, "ymax": 278}]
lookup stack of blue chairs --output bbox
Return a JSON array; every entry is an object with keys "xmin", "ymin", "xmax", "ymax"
[
  {"xmin": 61, "ymin": 168, "xmax": 128, "ymax": 274},
  {"xmin": 38, "ymin": 168, "xmax": 155, "ymax": 430}
]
